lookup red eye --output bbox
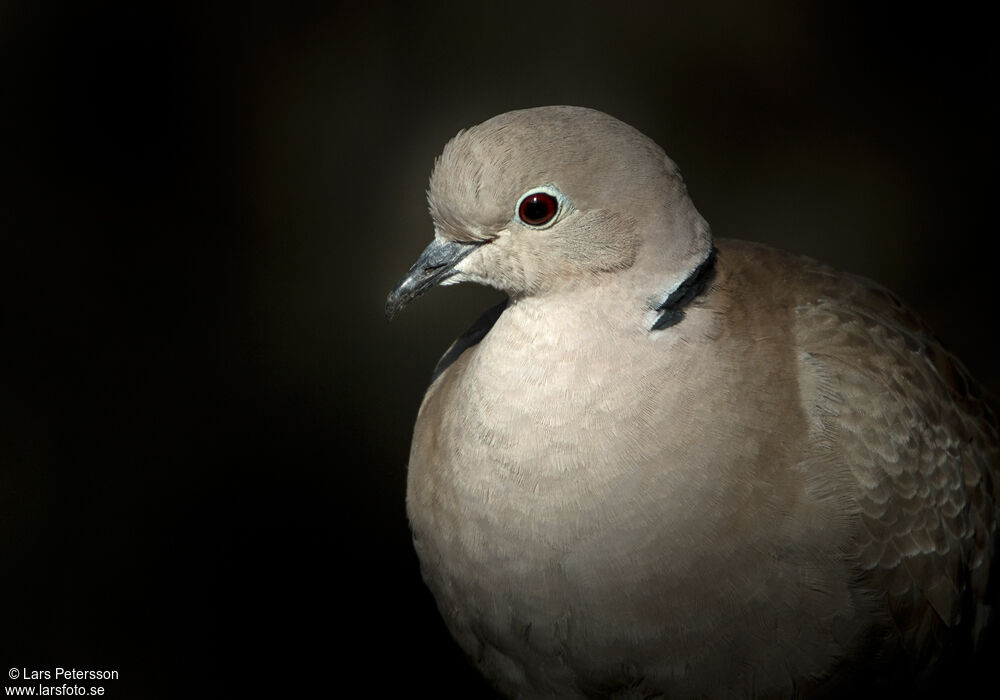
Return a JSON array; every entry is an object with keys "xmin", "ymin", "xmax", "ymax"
[{"xmin": 518, "ymin": 192, "xmax": 559, "ymax": 226}]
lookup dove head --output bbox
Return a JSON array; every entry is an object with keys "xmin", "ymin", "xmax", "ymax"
[{"xmin": 386, "ymin": 106, "xmax": 712, "ymax": 317}]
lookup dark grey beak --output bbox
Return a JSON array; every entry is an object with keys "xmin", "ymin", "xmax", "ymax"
[{"xmin": 385, "ymin": 238, "xmax": 482, "ymax": 319}]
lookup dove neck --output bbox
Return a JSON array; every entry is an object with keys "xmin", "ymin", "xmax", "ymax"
[{"xmin": 650, "ymin": 247, "xmax": 718, "ymax": 331}]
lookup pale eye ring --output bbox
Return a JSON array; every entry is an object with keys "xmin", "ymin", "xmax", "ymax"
[{"xmin": 514, "ymin": 186, "xmax": 567, "ymax": 229}]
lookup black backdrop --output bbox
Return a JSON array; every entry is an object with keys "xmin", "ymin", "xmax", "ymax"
[{"xmin": 2, "ymin": 2, "xmax": 997, "ymax": 697}]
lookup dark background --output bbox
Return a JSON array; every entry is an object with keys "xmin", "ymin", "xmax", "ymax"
[{"xmin": 2, "ymin": 1, "xmax": 997, "ymax": 697}]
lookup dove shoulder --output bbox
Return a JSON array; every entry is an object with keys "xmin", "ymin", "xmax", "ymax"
[{"xmin": 775, "ymin": 237, "xmax": 1000, "ymax": 673}]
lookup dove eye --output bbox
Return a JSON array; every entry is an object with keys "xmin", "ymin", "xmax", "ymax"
[{"xmin": 517, "ymin": 191, "xmax": 560, "ymax": 228}]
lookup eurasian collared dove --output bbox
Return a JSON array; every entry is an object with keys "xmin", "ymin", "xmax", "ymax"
[{"xmin": 386, "ymin": 106, "xmax": 998, "ymax": 699}]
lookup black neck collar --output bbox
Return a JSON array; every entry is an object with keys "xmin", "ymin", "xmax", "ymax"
[{"xmin": 650, "ymin": 247, "xmax": 718, "ymax": 331}]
